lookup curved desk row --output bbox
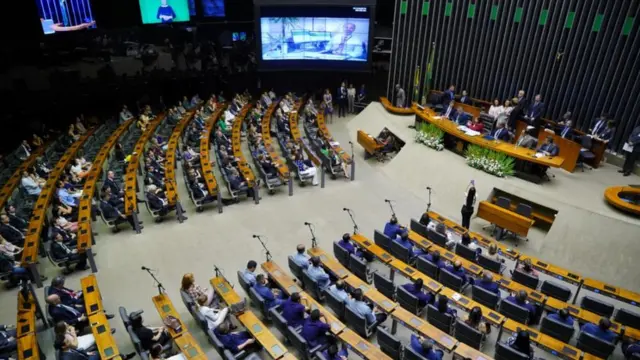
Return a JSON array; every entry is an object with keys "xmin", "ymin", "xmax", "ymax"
[
  {"xmin": 76, "ymin": 118, "xmax": 135, "ymax": 270},
  {"xmin": 124, "ymin": 114, "xmax": 165, "ymax": 219},
  {"xmin": 289, "ymin": 103, "xmax": 321, "ymax": 167},
  {"xmin": 604, "ymin": 186, "xmax": 640, "ymax": 216},
  {"xmin": 16, "ymin": 289, "xmax": 41, "ymax": 360},
  {"xmin": 231, "ymin": 105, "xmax": 256, "ymax": 186},
  {"xmin": 81, "ymin": 274, "xmax": 122, "ymax": 360},
  {"xmin": 165, "ymin": 111, "xmax": 194, "ymax": 207},
  {"xmin": 261, "ymin": 102, "xmax": 290, "ymax": 180},
  {"xmin": 152, "ymin": 293, "xmax": 207, "ymax": 360},
  {"xmin": 200, "ymin": 106, "xmax": 223, "ymax": 202},
  {"xmin": 379, "ymin": 97, "xmax": 416, "ymax": 115},
  {"xmin": 0, "ymin": 142, "xmax": 51, "ymax": 211},
  {"xmin": 316, "ymin": 112, "xmax": 352, "ymax": 165},
  {"xmin": 21, "ymin": 130, "xmax": 94, "ymax": 287}
]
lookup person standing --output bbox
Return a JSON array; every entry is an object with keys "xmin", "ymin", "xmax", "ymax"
[
  {"xmin": 461, "ymin": 180, "xmax": 476, "ymax": 229},
  {"xmin": 337, "ymin": 82, "xmax": 348, "ymax": 118},
  {"xmin": 323, "ymin": 89, "xmax": 334, "ymax": 123},
  {"xmin": 395, "ymin": 84, "xmax": 406, "ymax": 108},
  {"xmin": 620, "ymin": 125, "xmax": 640, "ymax": 176},
  {"xmin": 347, "ymin": 84, "xmax": 356, "ymax": 113}
]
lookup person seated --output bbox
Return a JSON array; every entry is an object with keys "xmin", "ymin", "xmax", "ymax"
[
  {"xmin": 54, "ymin": 321, "xmax": 98, "ymax": 360},
  {"xmin": 336, "ymin": 233, "xmax": 364, "ymax": 258},
  {"xmin": 215, "ymin": 322, "xmax": 258, "ymax": 355},
  {"xmin": 49, "ymin": 276, "xmax": 84, "ymax": 309},
  {"xmin": 537, "ymin": 136, "xmax": 559, "ymax": 156},
  {"xmin": 51, "ymin": 233, "xmax": 88, "ymax": 272},
  {"xmin": 254, "ymin": 274, "xmax": 285, "ymax": 310},
  {"xmin": 419, "ymin": 212, "xmax": 431, "ymax": 227},
  {"xmin": 466, "ymin": 306, "xmax": 491, "ymax": 335},
  {"xmin": 57, "ymin": 182, "xmax": 79, "ymax": 207},
  {"xmin": 120, "ymin": 105, "xmax": 133, "ymax": 123},
  {"xmin": 99, "ymin": 192, "xmax": 140, "ymax": 230},
  {"xmin": 401, "ymin": 278, "xmax": 435, "ymax": 308},
  {"xmin": 444, "ymin": 260, "xmax": 473, "ymax": 285},
  {"xmin": 421, "ymin": 250, "xmax": 446, "ymax": 270},
  {"xmin": 21, "ymin": 171, "xmax": 42, "ymax": 197},
  {"xmin": 261, "ymin": 92, "xmax": 272, "ymax": 107},
  {"xmin": 145, "ymin": 185, "xmax": 169, "ymax": 214},
  {"xmin": 346, "ymin": 288, "xmax": 388, "ymax": 327},
  {"xmin": 130, "ymin": 313, "xmax": 171, "ymax": 351},
  {"xmin": 581, "ymin": 317, "xmax": 617, "ymax": 343},
  {"xmin": 492, "ymin": 122, "xmax": 511, "ymax": 141},
  {"xmin": 241, "ymin": 260, "xmax": 258, "ymax": 286},
  {"xmin": 327, "ymin": 280, "xmax": 350, "ymax": 302},
  {"xmin": 453, "ymin": 107, "xmax": 470, "ymax": 125},
  {"xmin": 516, "ymin": 126, "xmax": 538, "ymax": 149},
  {"xmin": 46, "ymin": 295, "xmax": 88, "ymax": 330},
  {"xmin": 292, "ymin": 244, "xmax": 310, "ymax": 269},
  {"xmin": 182, "ymin": 273, "xmax": 217, "ymax": 307},
  {"xmin": 546, "ymin": 308, "xmax": 574, "ymax": 327},
  {"xmin": 515, "ymin": 259, "xmax": 539, "ymax": 278},
  {"xmin": 103, "ymin": 171, "xmax": 123, "ymax": 196},
  {"xmin": 466, "ymin": 117, "xmax": 484, "ymax": 132},
  {"xmin": 476, "ymin": 272, "xmax": 500, "ymax": 295},
  {"xmin": 281, "ymin": 292, "xmax": 309, "ymax": 328},
  {"xmin": 409, "ymin": 335, "xmax": 444, "ymax": 360},
  {"xmin": 623, "ymin": 340, "xmax": 640, "ymax": 359},
  {"xmin": 258, "ymin": 155, "xmax": 278, "ymax": 177},
  {"xmin": 394, "ymin": 231, "xmax": 425, "ymax": 258},
  {"xmin": 507, "ymin": 330, "xmax": 535, "ymax": 360},
  {"xmin": 485, "ymin": 244, "xmax": 504, "ymax": 264},
  {"xmin": 488, "ymin": 99, "xmax": 504, "ymax": 118},
  {"xmin": 321, "ymin": 343, "xmax": 349, "ymax": 360},
  {"xmin": 0, "ymin": 324, "xmax": 17, "ymax": 355},
  {"xmin": 196, "ymin": 294, "xmax": 228, "ymax": 331},
  {"xmin": 435, "ymin": 295, "xmax": 457, "ymax": 317},
  {"xmin": 32, "ymin": 133, "xmax": 44, "ymax": 148},
  {"xmin": 505, "ymin": 290, "xmax": 537, "ymax": 324},
  {"xmin": 301, "ymin": 309, "xmax": 332, "ymax": 348},
  {"xmin": 293, "ymin": 154, "xmax": 319, "ymax": 186},
  {"xmin": 383, "ymin": 216, "xmax": 405, "ymax": 240},
  {"xmin": 555, "ymin": 117, "xmax": 574, "ymax": 140},
  {"xmin": 307, "ymin": 256, "xmax": 331, "ymax": 290},
  {"xmin": 0, "ymin": 235, "xmax": 23, "ymax": 262},
  {"xmin": 4, "ymin": 205, "xmax": 28, "ymax": 231},
  {"xmin": 440, "ymin": 100, "xmax": 456, "ymax": 119},
  {"xmin": 429, "ymin": 222, "xmax": 453, "ymax": 245}
]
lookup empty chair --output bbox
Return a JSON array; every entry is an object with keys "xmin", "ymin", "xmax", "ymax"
[
  {"xmin": 410, "ymin": 218, "xmax": 429, "ymax": 239},
  {"xmin": 248, "ymin": 287, "xmax": 269, "ymax": 319},
  {"xmin": 499, "ymin": 300, "xmax": 531, "ymax": 325},
  {"xmin": 455, "ymin": 320, "xmax": 484, "ymax": 350},
  {"xmin": 374, "ymin": 230, "xmax": 392, "ymax": 252},
  {"xmin": 301, "ymin": 270, "xmax": 325, "ymax": 301},
  {"xmin": 511, "ymin": 269, "xmax": 539, "ymax": 290},
  {"xmin": 614, "ymin": 308, "xmax": 640, "ymax": 329},
  {"xmin": 345, "ymin": 304, "xmax": 378, "ymax": 338},
  {"xmin": 287, "ymin": 325, "xmax": 327, "ymax": 360},
  {"xmin": 577, "ymin": 331, "xmax": 616, "ymax": 359},
  {"xmin": 373, "ymin": 272, "xmax": 396, "ymax": 301},
  {"xmin": 455, "ymin": 243, "xmax": 478, "ymax": 263},
  {"xmin": 496, "ymin": 197, "xmax": 511, "ymax": 210},
  {"xmin": 376, "ymin": 327, "xmax": 402, "ymax": 360},
  {"xmin": 540, "ymin": 280, "xmax": 572, "ymax": 302},
  {"xmin": 349, "ymin": 254, "xmax": 370, "ymax": 283},
  {"xmin": 396, "ymin": 286, "xmax": 424, "ymax": 315},
  {"xmin": 426, "ymin": 304, "xmax": 454, "ymax": 334},
  {"xmin": 269, "ymin": 308, "xmax": 291, "ymax": 339},
  {"xmin": 288, "ymin": 256, "xmax": 305, "ymax": 283},
  {"xmin": 495, "ymin": 342, "xmax": 529, "ymax": 360},
  {"xmin": 323, "ymin": 288, "xmax": 346, "ymax": 320},
  {"xmin": 578, "ymin": 136, "xmax": 596, "ymax": 171},
  {"xmin": 439, "ymin": 268, "xmax": 465, "ymax": 293},
  {"xmin": 416, "ymin": 256, "xmax": 439, "ymax": 279},
  {"xmin": 333, "ymin": 241, "xmax": 350, "ymax": 268},
  {"xmin": 390, "ymin": 239, "xmax": 412, "ymax": 263},
  {"xmin": 581, "ymin": 296, "xmax": 614, "ymax": 318},
  {"xmin": 236, "ymin": 271, "xmax": 250, "ymax": 294},
  {"xmin": 118, "ymin": 306, "xmax": 131, "ymax": 329},
  {"xmin": 472, "ymin": 285, "xmax": 500, "ymax": 310},
  {"xmin": 540, "ymin": 316, "xmax": 575, "ymax": 343},
  {"xmin": 515, "ymin": 203, "xmax": 532, "ymax": 218},
  {"xmin": 478, "ymin": 254, "xmax": 502, "ymax": 274},
  {"xmin": 426, "ymin": 228, "xmax": 447, "ymax": 247}
]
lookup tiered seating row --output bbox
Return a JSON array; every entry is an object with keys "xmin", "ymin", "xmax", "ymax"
[
  {"xmin": 231, "ymin": 105, "xmax": 256, "ymax": 186},
  {"xmin": 289, "ymin": 104, "xmax": 321, "ymax": 167},
  {"xmin": 165, "ymin": 111, "xmax": 194, "ymax": 209},
  {"xmin": 261, "ymin": 102, "xmax": 290, "ymax": 180},
  {"xmin": 316, "ymin": 112, "xmax": 352, "ymax": 165},
  {"xmin": 199, "ymin": 107, "xmax": 223, "ymax": 199},
  {"xmin": 16, "ymin": 289, "xmax": 41, "ymax": 360},
  {"xmin": 0, "ymin": 143, "xmax": 50, "ymax": 211}
]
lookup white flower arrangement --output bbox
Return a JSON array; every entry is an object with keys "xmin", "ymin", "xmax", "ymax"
[
  {"xmin": 465, "ymin": 144, "xmax": 515, "ymax": 178},
  {"xmin": 414, "ymin": 123, "xmax": 445, "ymax": 151}
]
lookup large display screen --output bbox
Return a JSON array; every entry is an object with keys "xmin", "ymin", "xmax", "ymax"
[
  {"xmin": 256, "ymin": 5, "xmax": 373, "ymax": 70},
  {"xmin": 202, "ymin": 0, "xmax": 225, "ymax": 17},
  {"xmin": 37, "ymin": 0, "xmax": 96, "ymax": 35},
  {"xmin": 139, "ymin": 0, "xmax": 191, "ymax": 24}
]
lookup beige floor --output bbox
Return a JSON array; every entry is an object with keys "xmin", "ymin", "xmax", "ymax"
[{"xmin": 3, "ymin": 103, "xmax": 639, "ymax": 359}]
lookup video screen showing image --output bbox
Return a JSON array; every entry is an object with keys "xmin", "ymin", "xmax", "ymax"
[
  {"xmin": 139, "ymin": 0, "xmax": 191, "ymax": 24},
  {"xmin": 188, "ymin": 0, "xmax": 196, "ymax": 15},
  {"xmin": 202, "ymin": 0, "xmax": 225, "ymax": 17},
  {"xmin": 260, "ymin": 16, "xmax": 369, "ymax": 62},
  {"xmin": 36, "ymin": 0, "xmax": 96, "ymax": 35}
]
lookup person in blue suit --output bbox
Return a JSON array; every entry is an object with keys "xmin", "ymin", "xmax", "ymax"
[
  {"xmin": 253, "ymin": 274, "xmax": 285, "ymax": 310},
  {"xmin": 214, "ymin": 322, "xmax": 256, "ymax": 354},
  {"xmin": 281, "ymin": 292, "xmax": 308, "ymax": 328},
  {"xmin": 440, "ymin": 100, "xmax": 456, "ymax": 119},
  {"xmin": 410, "ymin": 335, "xmax": 444, "ymax": 360},
  {"xmin": 623, "ymin": 340, "xmax": 640, "ymax": 359},
  {"xmin": 420, "ymin": 250, "xmax": 446, "ymax": 270},
  {"xmin": 596, "ymin": 120, "xmax": 616, "ymax": 144},
  {"xmin": 445, "ymin": 260, "xmax": 473, "ymax": 285},
  {"xmin": 321, "ymin": 344, "xmax": 349, "ymax": 360},
  {"xmin": 505, "ymin": 290, "xmax": 537, "ymax": 324},
  {"xmin": 337, "ymin": 233, "xmax": 362, "ymax": 258},
  {"xmin": 46, "ymin": 294, "xmax": 88, "ymax": 329},
  {"xmin": 581, "ymin": 317, "xmax": 617, "ymax": 343},
  {"xmin": 452, "ymin": 107, "xmax": 470, "ymax": 125},
  {"xmin": 492, "ymin": 122, "xmax": 511, "ymax": 141},
  {"xmin": 537, "ymin": 136, "xmax": 559, "ymax": 156},
  {"xmin": 443, "ymin": 85, "xmax": 455, "ymax": 104},
  {"xmin": 301, "ymin": 309, "xmax": 331, "ymax": 348},
  {"xmin": 383, "ymin": 216, "xmax": 405, "ymax": 240},
  {"xmin": 525, "ymin": 94, "xmax": 545, "ymax": 121},
  {"xmin": 557, "ymin": 118, "xmax": 574, "ymax": 140},
  {"xmin": 435, "ymin": 295, "xmax": 457, "ymax": 317},
  {"xmin": 394, "ymin": 231, "xmax": 425, "ymax": 258},
  {"xmin": 459, "ymin": 90, "xmax": 472, "ymax": 105},
  {"xmin": 401, "ymin": 278, "xmax": 434, "ymax": 308},
  {"xmin": 546, "ymin": 308, "xmax": 574, "ymax": 327},
  {"xmin": 476, "ymin": 272, "xmax": 500, "ymax": 295},
  {"xmin": 156, "ymin": 0, "xmax": 177, "ymax": 23}
]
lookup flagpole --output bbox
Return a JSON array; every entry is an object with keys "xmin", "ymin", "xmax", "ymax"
[{"xmin": 422, "ymin": 42, "xmax": 436, "ymax": 105}]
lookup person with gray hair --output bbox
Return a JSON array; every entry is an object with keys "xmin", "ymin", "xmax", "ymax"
[{"xmin": 517, "ymin": 126, "xmax": 538, "ymax": 149}]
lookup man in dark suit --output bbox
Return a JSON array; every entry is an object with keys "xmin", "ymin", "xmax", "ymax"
[
  {"xmin": 49, "ymin": 276, "xmax": 84, "ymax": 308},
  {"xmin": 440, "ymin": 100, "xmax": 456, "ymax": 119},
  {"xmin": 443, "ymin": 85, "xmax": 455, "ymax": 104},
  {"xmin": 4, "ymin": 205, "xmax": 28, "ymax": 231},
  {"xmin": 538, "ymin": 136, "xmax": 559, "ymax": 156},
  {"xmin": 338, "ymin": 82, "xmax": 348, "ymax": 118},
  {"xmin": 100, "ymin": 193, "xmax": 140, "ymax": 230},
  {"xmin": 589, "ymin": 114, "xmax": 608, "ymax": 137},
  {"xmin": 0, "ymin": 324, "xmax": 17, "ymax": 355},
  {"xmin": 557, "ymin": 119, "xmax": 574, "ymax": 140},
  {"xmin": 452, "ymin": 107, "xmax": 470, "ymax": 126},
  {"xmin": 459, "ymin": 90, "xmax": 472, "ymax": 105},
  {"xmin": 516, "ymin": 89, "xmax": 528, "ymax": 109},
  {"xmin": 596, "ymin": 121, "xmax": 616, "ymax": 143},
  {"xmin": 46, "ymin": 294, "xmax": 88, "ymax": 329},
  {"xmin": 145, "ymin": 185, "xmax": 169, "ymax": 215},
  {"xmin": 524, "ymin": 94, "xmax": 545, "ymax": 129},
  {"xmin": 16, "ymin": 140, "xmax": 31, "ymax": 161},
  {"xmin": 492, "ymin": 122, "xmax": 511, "ymax": 141},
  {"xmin": 103, "ymin": 171, "xmax": 123, "ymax": 196},
  {"xmin": 50, "ymin": 233, "xmax": 88, "ymax": 271},
  {"xmin": 0, "ymin": 214, "xmax": 25, "ymax": 247},
  {"xmin": 621, "ymin": 125, "xmax": 640, "ymax": 176}
]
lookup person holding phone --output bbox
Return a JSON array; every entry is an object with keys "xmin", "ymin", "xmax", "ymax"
[{"xmin": 461, "ymin": 180, "xmax": 476, "ymax": 229}]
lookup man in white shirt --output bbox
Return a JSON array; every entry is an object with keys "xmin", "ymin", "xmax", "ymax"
[
  {"xmin": 328, "ymin": 23, "xmax": 365, "ymax": 60},
  {"xmin": 197, "ymin": 294, "xmax": 229, "ymax": 331},
  {"xmin": 241, "ymin": 260, "xmax": 258, "ymax": 287},
  {"xmin": 291, "ymin": 244, "xmax": 310, "ymax": 269},
  {"xmin": 120, "ymin": 105, "xmax": 133, "ymax": 124},
  {"xmin": 21, "ymin": 172, "xmax": 42, "ymax": 196},
  {"xmin": 327, "ymin": 280, "xmax": 349, "ymax": 302}
]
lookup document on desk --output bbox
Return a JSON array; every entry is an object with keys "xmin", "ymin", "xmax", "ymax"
[
  {"xmin": 534, "ymin": 152, "xmax": 546, "ymax": 158},
  {"xmin": 457, "ymin": 125, "xmax": 481, "ymax": 137},
  {"xmin": 329, "ymin": 141, "xmax": 340, "ymax": 147}
]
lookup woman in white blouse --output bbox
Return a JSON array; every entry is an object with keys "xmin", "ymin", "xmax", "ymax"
[
  {"xmin": 488, "ymin": 99, "xmax": 504, "ymax": 118},
  {"xmin": 503, "ymin": 99, "xmax": 514, "ymax": 115}
]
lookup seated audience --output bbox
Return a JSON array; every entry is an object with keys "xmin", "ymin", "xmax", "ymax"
[
  {"xmin": 0, "ymin": 214, "xmax": 25, "ymax": 247},
  {"xmin": 50, "ymin": 232, "xmax": 87, "ymax": 271},
  {"xmin": 99, "ymin": 193, "xmax": 140, "ymax": 230},
  {"xmin": 21, "ymin": 171, "xmax": 42, "ymax": 197},
  {"xmin": 515, "ymin": 259, "xmax": 539, "ymax": 278},
  {"xmin": 383, "ymin": 216, "xmax": 404, "ymax": 240},
  {"xmin": 507, "ymin": 330, "xmax": 535, "ymax": 360},
  {"xmin": 394, "ymin": 231, "xmax": 425, "ymax": 258},
  {"xmin": 546, "ymin": 308, "xmax": 574, "ymax": 327},
  {"xmin": 196, "ymin": 294, "xmax": 229, "ymax": 331},
  {"xmin": 492, "ymin": 122, "xmax": 511, "ymax": 141},
  {"xmin": 467, "ymin": 117, "xmax": 484, "ymax": 132},
  {"xmin": 321, "ymin": 344, "xmax": 349, "ymax": 360},
  {"xmin": 505, "ymin": 290, "xmax": 537, "ymax": 324},
  {"xmin": 0, "ymin": 324, "xmax": 17, "ymax": 355},
  {"xmin": 327, "ymin": 280, "xmax": 350, "ymax": 302},
  {"xmin": 253, "ymin": 274, "xmax": 285, "ymax": 310},
  {"xmin": 466, "ymin": 306, "xmax": 491, "ymax": 335},
  {"xmin": 516, "ymin": 126, "xmax": 538, "ymax": 149},
  {"xmin": 421, "ymin": 250, "xmax": 446, "ymax": 270},
  {"xmin": 301, "ymin": 309, "xmax": 331, "ymax": 348},
  {"xmin": 345, "ymin": 288, "xmax": 387, "ymax": 328},
  {"xmin": 436, "ymin": 295, "xmax": 457, "ymax": 317},
  {"xmin": 445, "ymin": 260, "xmax": 473, "ymax": 285},
  {"xmin": 54, "ymin": 321, "xmax": 98, "ymax": 360},
  {"xmin": 581, "ymin": 317, "xmax": 617, "ymax": 343},
  {"xmin": 401, "ymin": 278, "xmax": 435, "ymax": 308},
  {"xmin": 182, "ymin": 273, "xmax": 217, "ymax": 306},
  {"xmin": 281, "ymin": 292, "xmax": 308, "ymax": 328},
  {"xmin": 291, "ymin": 244, "xmax": 310, "ymax": 269},
  {"xmin": 130, "ymin": 313, "xmax": 171, "ymax": 351},
  {"xmin": 537, "ymin": 136, "xmax": 559, "ymax": 156},
  {"xmin": 241, "ymin": 260, "xmax": 258, "ymax": 286},
  {"xmin": 46, "ymin": 295, "xmax": 88, "ymax": 329},
  {"xmin": 476, "ymin": 272, "xmax": 500, "ymax": 295},
  {"xmin": 488, "ymin": 99, "xmax": 505, "ymax": 118},
  {"xmin": 49, "ymin": 276, "xmax": 84, "ymax": 309},
  {"xmin": 307, "ymin": 256, "xmax": 331, "ymax": 290},
  {"xmin": 409, "ymin": 335, "xmax": 444, "ymax": 360}
]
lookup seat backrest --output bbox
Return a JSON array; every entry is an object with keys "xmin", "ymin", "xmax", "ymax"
[
  {"xmin": 180, "ymin": 289, "xmax": 195, "ymax": 314},
  {"xmin": 581, "ymin": 135, "xmax": 593, "ymax": 149},
  {"xmin": 471, "ymin": 285, "xmax": 500, "ymax": 310},
  {"xmin": 581, "ymin": 296, "xmax": 614, "ymax": 318},
  {"xmin": 495, "ymin": 342, "xmax": 530, "ymax": 360},
  {"xmin": 302, "ymin": 270, "xmax": 322, "ymax": 300},
  {"xmin": 410, "ymin": 218, "xmax": 429, "ymax": 239},
  {"xmin": 287, "ymin": 325, "xmax": 309, "ymax": 355},
  {"xmin": 119, "ymin": 306, "xmax": 131, "ymax": 328},
  {"xmin": 349, "ymin": 254, "xmax": 369, "ymax": 283},
  {"xmin": 127, "ymin": 325, "xmax": 144, "ymax": 355},
  {"xmin": 511, "ymin": 270, "xmax": 539, "ymax": 290},
  {"xmin": 499, "ymin": 300, "xmax": 531, "ymax": 325},
  {"xmin": 390, "ymin": 240, "xmax": 411, "ymax": 263},
  {"xmin": 540, "ymin": 280, "xmax": 572, "ymax": 302},
  {"xmin": 333, "ymin": 241, "xmax": 350, "ymax": 268},
  {"xmin": 577, "ymin": 331, "xmax": 615, "ymax": 358},
  {"xmin": 496, "ymin": 197, "xmax": 511, "ymax": 210},
  {"xmin": 396, "ymin": 286, "xmax": 421, "ymax": 315},
  {"xmin": 345, "ymin": 304, "xmax": 369, "ymax": 337},
  {"xmin": 288, "ymin": 256, "xmax": 304, "ymax": 281},
  {"xmin": 236, "ymin": 271, "xmax": 250, "ymax": 295},
  {"xmin": 427, "ymin": 228, "xmax": 447, "ymax": 247},
  {"xmin": 455, "ymin": 243, "xmax": 478, "ymax": 262},
  {"xmin": 374, "ymin": 230, "xmax": 392, "ymax": 252},
  {"xmin": 416, "ymin": 256, "xmax": 439, "ymax": 279},
  {"xmin": 315, "ymin": 351, "xmax": 330, "ymax": 360},
  {"xmin": 269, "ymin": 307, "xmax": 289, "ymax": 338},
  {"xmin": 426, "ymin": 304, "xmax": 453, "ymax": 334},
  {"xmin": 455, "ymin": 319, "xmax": 484, "ymax": 350},
  {"xmin": 376, "ymin": 327, "xmax": 402, "ymax": 360},
  {"xmin": 540, "ymin": 316, "xmax": 575, "ymax": 343},
  {"xmin": 323, "ymin": 287, "xmax": 346, "ymax": 319},
  {"xmin": 403, "ymin": 345, "xmax": 429, "ymax": 360},
  {"xmin": 515, "ymin": 203, "xmax": 532, "ymax": 218},
  {"xmin": 614, "ymin": 308, "xmax": 640, "ymax": 329},
  {"xmin": 373, "ymin": 272, "xmax": 396, "ymax": 300},
  {"xmin": 477, "ymin": 254, "xmax": 502, "ymax": 274},
  {"xmin": 439, "ymin": 268, "xmax": 464, "ymax": 292},
  {"xmin": 248, "ymin": 287, "xmax": 268, "ymax": 318}
]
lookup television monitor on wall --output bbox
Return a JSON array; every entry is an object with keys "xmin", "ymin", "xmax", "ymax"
[
  {"xmin": 255, "ymin": 1, "xmax": 375, "ymax": 71},
  {"xmin": 37, "ymin": 0, "xmax": 97, "ymax": 35},
  {"xmin": 202, "ymin": 0, "xmax": 225, "ymax": 17},
  {"xmin": 139, "ymin": 0, "xmax": 191, "ymax": 24}
]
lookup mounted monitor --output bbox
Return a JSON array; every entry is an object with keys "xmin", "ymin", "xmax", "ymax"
[
  {"xmin": 202, "ymin": 0, "xmax": 225, "ymax": 17},
  {"xmin": 37, "ymin": 0, "xmax": 97, "ymax": 35},
  {"xmin": 139, "ymin": 0, "xmax": 191, "ymax": 24}
]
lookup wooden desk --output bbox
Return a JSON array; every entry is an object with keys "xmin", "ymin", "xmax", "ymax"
[
  {"xmin": 379, "ymin": 97, "xmax": 416, "ymax": 115},
  {"xmin": 351, "ymin": 234, "xmax": 394, "ymax": 263},
  {"xmin": 437, "ymin": 288, "xmax": 505, "ymax": 327},
  {"xmin": 489, "ymin": 196, "xmax": 556, "ymax": 227},
  {"xmin": 165, "ymin": 111, "xmax": 195, "ymax": 206},
  {"xmin": 390, "ymin": 306, "xmax": 457, "ymax": 351},
  {"xmin": 261, "ymin": 102, "xmax": 290, "ymax": 179},
  {"xmin": 16, "ymin": 310, "xmax": 36, "ymax": 338},
  {"xmin": 357, "ymin": 130, "xmax": 383, "ymax": 156},
  {"xmin": 77, "ymin": 119, "xmax": 134, "ymax": 253},
  {"xmin": 316, "ymin": 113, "xmax": 352, "ymax": 164},
  {"xmin": 517, "ymin": 255, "xmax": 582, "ymax": 286},
  {"xmin": 477, "ymin": 201, "xmax": 534, "ymax": 237},
  {"xmin": 582, "ymin": 278, "xmax": 640, "ymax": 307},
  {"xmin": 17, "ymin": 333, "xmax": 40, "ymax": 360},
  {"xmin": 338, "ymin": 328, "xmax": 392, "ymax": 359},
  {"xmin": 604, "ymin": 186, "xmax": 640, "ymax": 216},
  {"xmin": 0, "ymin": 142, "xmax": 50, "ymax": 211},
  {"xmin": 237, "ymin": 311, "xmax": 289, "ymax": 359},
  {"xmin": 200, "ymin": 106, "xmax": 224, "ymax": 196},
  {"xmin": 307, "ymin": 247, "xmax": 349, "ymax": 279},
  {"xmin": 514, "ymin": 121, "xmax": 581, "ymax": 172},
  {"xmin": 152, "ymin": 293, "xmax": 187, "ymax": 338},
  {"xmin": 88, "ymin": 312, "xmax": 121, "ymax": 360},
  {"xmin": 454, "ymin": 342, "xmax": 494, "ymax": 360},
  {"xmin": 413, "ymin": 105, "xmax": 565, "ymax": 168},
  {"xmin": 17, "ymin": 289, "xmax": 36, "ymax": 314},
  {"xmin": 543, "ymin": 296, "xmax": 623, "ymax": 335},
  {"xmin": 21, "ymin": 130, "xmax": 94, "ymax": 266},
  {"xmin": 289, "ymin": 109, "xmax": 321, "ymax": 167},
  {"xmin": 81, "ymin": 274, "xmax": 104, "ymax": 316},
  {"xmin": 231, "ymin": 105, "xmax": 256, "ymax": 185},
  {"xmin": 210, "ymin": 276, "xmax": 244, "ymax": 309},
  {"xmin": 173, "ymin": 331, "xmax": 207, "ymax": 360},
  {"xmin": 502, "ymin": 319, "xmax": 580, "ymax": 360},
  {"xmin": 124, "ymin": 114, "xmax": 165, "ymax": 215}
]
